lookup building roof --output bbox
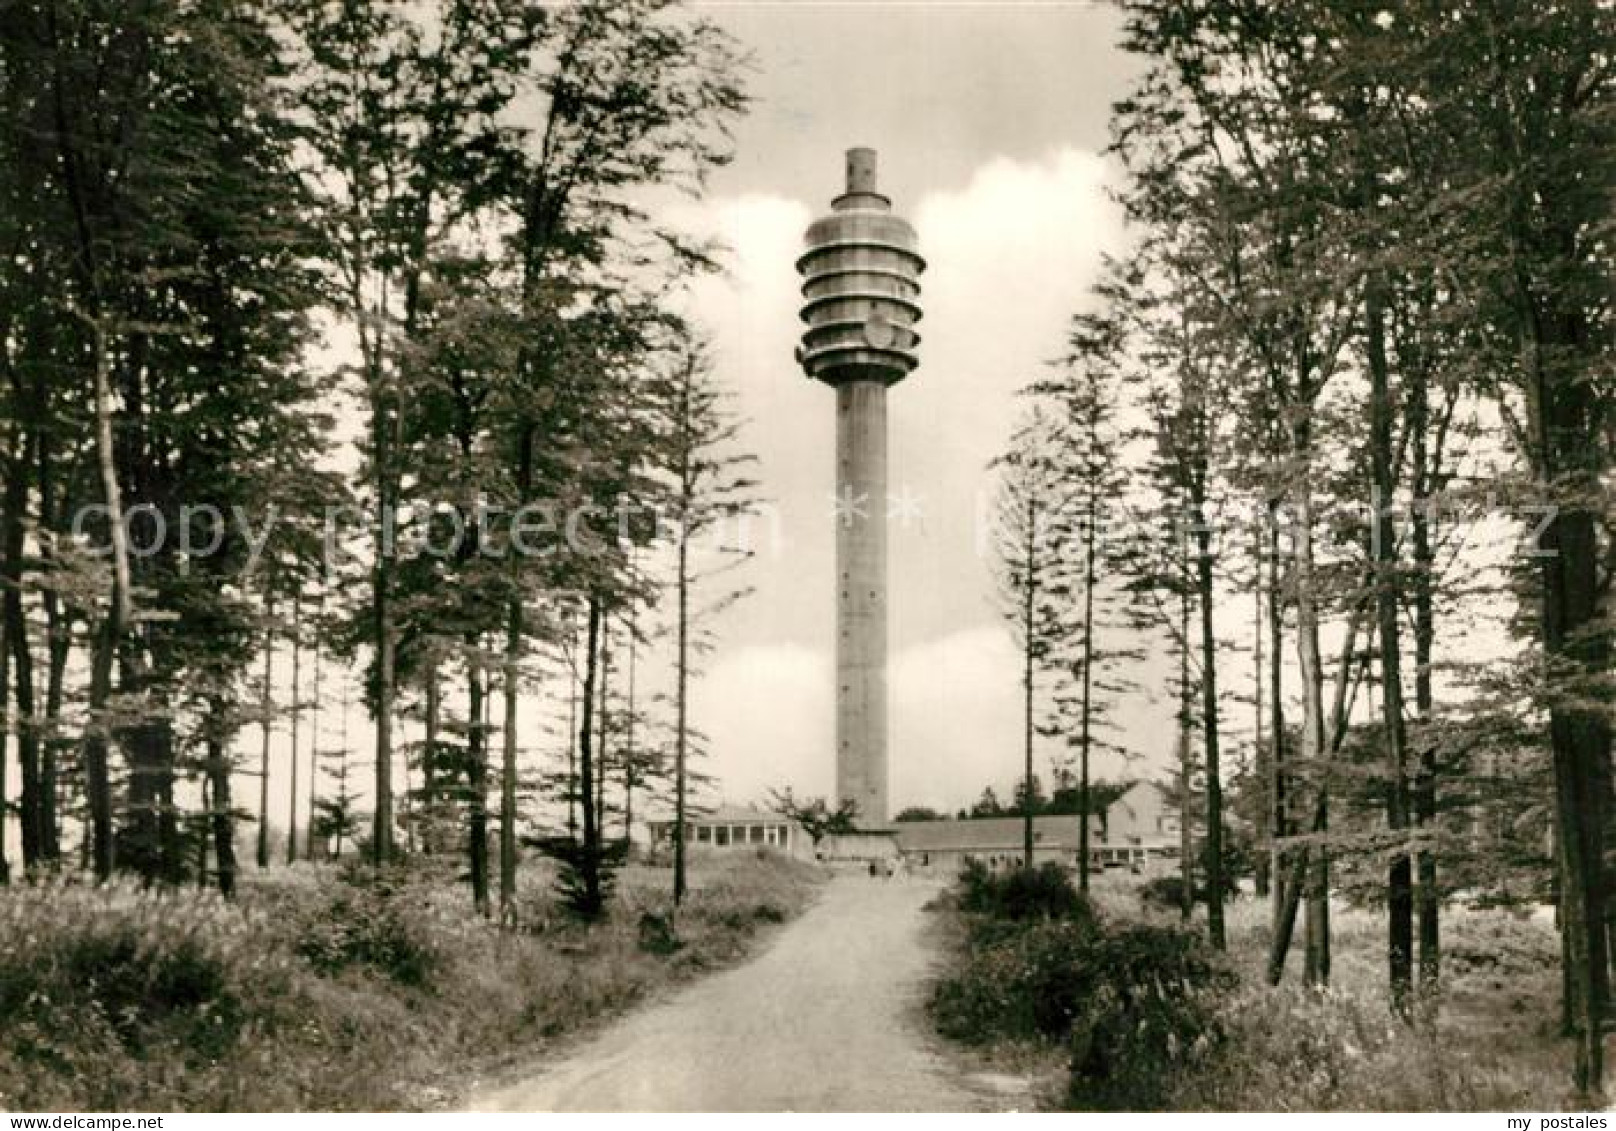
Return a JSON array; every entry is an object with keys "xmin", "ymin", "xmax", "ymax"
[
  {"xmin": 892, "ymin": 815, "xmax": 1084, "ymax": 853},
  {"xmin": 892, "ymin": 782, "xmax": 1180, "ymax": 853},
  {"xmin": 645, "ymin": 783, "xmax": 1178, "ymax": 846},
  {"xmin": 648, "ymin": 804, "xmax": 786, "ymax": 826}
]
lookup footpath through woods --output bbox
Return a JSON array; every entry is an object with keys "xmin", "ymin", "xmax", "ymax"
[{"xmin": 465, "ymin": 875, "xmax": 1008, "ymax": 1112}]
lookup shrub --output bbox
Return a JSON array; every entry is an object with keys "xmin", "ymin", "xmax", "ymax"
[
  {"xmin": 1141, "ymin": 875, "xmax": 1190, "ymax": 910},
  {"xmin": 960, "ymin": 859, "xmax": 1092, "ymax": 922},
  {"xmin": 1065, "ymin": 922, "xmax": 1235, "ymax": 1110},
  {"xmin": 637, "ymin": 911, "xmax": 682, "ymax": 955},
  {"xmin": 529, "ymin": 836, "xmax": 631, "ymax": 921},
  {"xmin": 1161, "ymin": 904, "xmax": 1571, "ymax": 1112},
  {"xmin": 293, "ymin": 875, "xmax": 439, "ymax": 988},
  {"xmin": 1140, "ymin": 873, "xmax": 1238, "ymax": 911},
  {"xmin": 933, "ymin": 876, "xmax": 1233, "ymax": 1111},
  {"xmin": 932, "ymin": 918, "xmax": 1105, "ymax": 1043}
]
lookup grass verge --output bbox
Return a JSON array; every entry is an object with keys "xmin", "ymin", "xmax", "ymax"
[
  {"xmin": 1167, "ymin": 896, "xmax": 1573, "ymax": 1111},
  {"xmin": 0, "ymin": 849, "xmax": 822, "ymax": 1111}
]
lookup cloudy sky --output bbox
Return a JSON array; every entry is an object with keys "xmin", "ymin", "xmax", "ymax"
[{"xmin": 660, "ymin": 1, "xmax": 1159, "ymax": 814}]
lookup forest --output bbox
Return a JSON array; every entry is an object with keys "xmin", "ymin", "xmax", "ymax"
[
  {"xmin": 988, "ymin": 0, "xmax": 1614, "ymax": 1101},
  {"xmin": 0, "ymin": 0, "xmax": 781, "ymax": 1109},
  {"xmin": 0, "ymin": 0, "xmax": 759, "ymax": 919}
]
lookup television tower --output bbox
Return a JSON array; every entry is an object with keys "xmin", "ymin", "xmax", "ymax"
[{"xmin": 795, "ymin": 148, "xmax": 924, "ymax": 825}]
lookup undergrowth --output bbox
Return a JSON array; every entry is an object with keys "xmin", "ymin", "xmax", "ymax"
[
  {"xmin": 930, "ymin": 866, "xmax": 1575, "ymax": 1111},
  {"xmin": 0, "ymin": 850, "xmax": 821, "ymax": 1111},
  {"xmin": 931, "ymin": 863, "xmax": 1231, "ymax": 1110},
  {"xmin": 1165, "ymin": 900, "xmax": 1574, "ymax": 1111}
]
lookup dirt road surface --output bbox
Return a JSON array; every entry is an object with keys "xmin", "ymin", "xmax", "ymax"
[{"xmin": 466, "ymin": 875, "xmax": 1008, "ymax": 1112}]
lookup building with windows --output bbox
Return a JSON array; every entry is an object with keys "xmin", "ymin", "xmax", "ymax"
[
  {"xmin": 891, "ymin": 815, "xmax": 1082, "ymax": 874},
  {"xmin": 1096, "ymin": 780, "xmax": 1181, "ymax": 867},
  {"xmin": 646, "ymin": 805, "xmax": 805, "ymax": 856},
  {"xmin": 642, "ymin": 782, "xmax": 1181, "ymax": 877},
  {"xmin": 889, "ymin": 782, "xmax": 1181, "ymax": 876}
]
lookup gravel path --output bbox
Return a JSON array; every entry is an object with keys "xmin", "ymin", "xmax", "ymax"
[{"xmin": 465, "ymin": 875, "xmax": 1000, "ymax": 1112}]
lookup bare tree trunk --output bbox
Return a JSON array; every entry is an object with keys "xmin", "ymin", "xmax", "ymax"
[
  {"xmin": 1509, "ymin": 262, "xmax": 1612, "ymax": 1089},
  {"xmin": 306, "ymin": 597, "xmax": 322, "ymax": 861},
  {"xmin": 596, "ymin": 620, "xmax": 611, "ymax": 835},
  {"xmin": 206, "ymin": 701, "xmax": 237, "ymax": 899},
  {"xmin": 1178, "ymin": 587, "xmax": 1194, "ymax": 921},
  {"xmin": 1539, "ymin": 458, "xmax": 1611, "ymax": 1094},
  {"xmin": 1022, "ymin": 495, "xmax": 1037, "ymax": 869},
  {"xmin": 36, "ymin": 418, "xmax": 63, "ymax": 863},
  {"xmin": 577, "ymin": 595, "xmax": 605, "ymax": 918},
  {"xmin": 286, "ymin": 597, "xmax": 301, "ymax": 866},
  {"xmin": 1253, "ymin": 521, "xmax": 1269, "ymax": 899},
  {"xmin": 499, "ymin": 599, "xmax": 521, "ymax": 921},
  {"xmin": 672, "ymin": 367, "xmax": 696, "ymax": 905},
  {"xmin": 372, "ymin": 566, "xmax": 396, "ymax": 864},
  {"xmin": 1268, "ymin": 797, "xmax": 1325, "ymax": 984},
  {"xmin": 622, "ymin": 600, "xmax": 638, "ymax": 845},
  {"xmin": 1193, "ymin": 489, "xmax": 1226, "ymax": 948},
  {"xmin": 1268, "ymin": 503, "xmax": 1288, "ymax": 934},
  {"xmin": 122, "ymin": 665, "xmax": 179, "ymax": 884},
  {"xmin": 422, "ymin": 662, "xmax": 438, "ymax": 853},
  {"xmin": 83, "ymin": 319, "xmax": 125, "ymax": 879},
  {"xmin": 1269, "ymin": 597, "xmax": 1371, "ymax": 984},
  {"xmin": 369, "ymin": 360, "xmax": 401, "ymax": 867},
  {"xmin": 83, "ymin": 617, "xmax": 117, "ymax": 879},
  {"xmin": 1077, "ymin": 490, "xmax": 1096, "ymax": 894},
  {"xmin": 257, "ymin": 601, "xmax": 274, "ymax": 871},
  {"xmin": 674, "ymin": 530, "xmax": 691, "ymax": 904},
  {"xmin": 1294, "ymin": 479, "xmax": 1330, "ymax": 987},
  {"xmin": 40, "ymin": 598, "xmax": 65, "ymax": 864},
  {"xmin": 1559, "ymin": 827, "xmax": 1575, "ymax": 1035},
  {"xmin": 466, "ymin": 644, "xmax": 490, "ymax": 916},
  {"xmin": 1410, "ymin": 382, "xmax": 1440, "ymax": 992},
  {"xmin": 197, "ymin": 776, "xmax": 211, "ymax": 889},
  {"xmin": 1302, "ymin": 801, "xmax": 1330, "ymax": 991},
  {"xmin": 1366, "ymin": 272, "xmax": 1414, "ymax": 1011},
  {"xmin": 567, "ymin": 653, "xmax": 579, "ymax": 840},
  {"xmin": 361, "ymin": 224, "xmax": 408, "ymax": 868},
  {"xmin": 1, "ymin": 424, "xmax": 41, "ymax": 871},
  {"xmin": 331, "ymin": 706, "xmax": 350, "ymax": 860}
]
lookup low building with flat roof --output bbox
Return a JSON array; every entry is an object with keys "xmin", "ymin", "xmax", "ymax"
[
  {"xmin": 645, "ymin": 804, "xmax": 805, "ymax": 857},
  {"xmin": 890, "ymin": 782, "xmax": 1182, "ymax": 876},
  {"xmin": 643, "ymin": 782, "xmax": 1182, "ymax": 877}
]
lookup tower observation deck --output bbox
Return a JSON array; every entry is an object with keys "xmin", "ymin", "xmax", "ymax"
[{"xmin": 795, "ymin": 148, "xmax": 924, "ymax": 826}]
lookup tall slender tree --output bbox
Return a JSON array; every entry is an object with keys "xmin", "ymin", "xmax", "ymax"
[
  {"xmin": 660, "ymin": 337, "xmax": 757, "ymax": 904},
  {"xmin": 1028, "ymin": 311, "xmax": 1137, "ymax": 893},
  {"xmin": 992, "ymin": 408, "xmax": 1072, "ymax": 868},
  {"xmin": 292, "ymin": 0, "xmax": 537, "ymax": 866}
]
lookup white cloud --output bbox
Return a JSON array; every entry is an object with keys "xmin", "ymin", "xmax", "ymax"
[
  {"xmin": 692, "ymin": 642, "xmax": 834, "ymax": 806},
  {"xmin": 889, "ymin": 626, "xmax": 1022, "ymax": 812}
]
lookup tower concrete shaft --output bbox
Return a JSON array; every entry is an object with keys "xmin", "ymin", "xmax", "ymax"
[
  {"xmin": 836, "ymin": 379, "xmax": 888, "ymax": 823},
  {"xmin": 796, "ymin": 148, "xmax": 923, "ymax": 828}
]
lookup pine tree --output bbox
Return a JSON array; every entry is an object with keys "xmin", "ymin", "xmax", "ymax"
[
  {"xmin": 1027, "ymin": 309, "xmax": 1140, "ymax": 893},
  {"xmin": 992, "ymin": 407, "xmax": 1075, "ymax": 868},
  {"xmin": 659, "ymin": 337, "xmax": 758, "ymax": 905}
]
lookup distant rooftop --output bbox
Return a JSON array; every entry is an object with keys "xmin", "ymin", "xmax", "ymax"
[
  {"xmin": 647, "ymin": 803, "xmax": 785, "ymax": 825},
  {"xmin": 892, "ymin": 815, "xmax": 1085, "ymax": 853}
]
